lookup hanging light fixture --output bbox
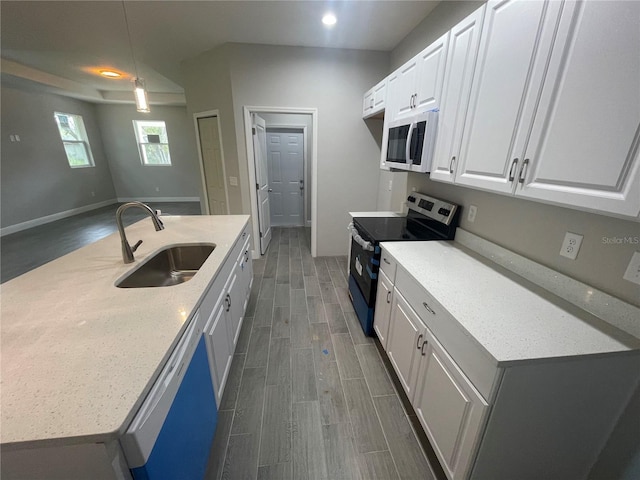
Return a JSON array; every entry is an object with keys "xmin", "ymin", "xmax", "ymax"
[{"xmin": 122, "ymin": 1, "xmax": 150, "ymax": 112}]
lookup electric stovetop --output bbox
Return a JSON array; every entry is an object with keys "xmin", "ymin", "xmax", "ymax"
[{"xmin": 353, "ymin": 192, "xmax": 460, "ymax": 243}]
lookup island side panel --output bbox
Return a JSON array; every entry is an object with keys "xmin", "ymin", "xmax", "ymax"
[{"xmin": 470, "ymin": 353, "xmax": 640, "ymax": 480}]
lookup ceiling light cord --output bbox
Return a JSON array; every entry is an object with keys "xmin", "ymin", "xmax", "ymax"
[{"xmin": 122, "ymin": 1, "xmax": 138, "ymax": 78}]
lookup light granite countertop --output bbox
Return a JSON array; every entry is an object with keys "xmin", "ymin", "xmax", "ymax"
[
  {"xmin": 1, "ymin": 215, "xmax": 249, "ymax": 448},
  {"xmin": 382, "ymin": 240, "xmax": 640, "ymax": 366}
]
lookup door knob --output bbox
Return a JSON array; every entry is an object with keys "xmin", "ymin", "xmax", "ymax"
[{"xmin": 268, "ymin": 188, "xmax": 273, "ymax": 192}]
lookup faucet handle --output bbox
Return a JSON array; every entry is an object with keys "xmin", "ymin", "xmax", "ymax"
[{"xmin": 131, "ymin": 240, "xmax": 143, "ymax": 252}]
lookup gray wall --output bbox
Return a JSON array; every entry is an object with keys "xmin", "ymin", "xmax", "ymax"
[
  {"xmin": 182, "ymin": 47, "xmax": 240, "ymax": 213},
  {"xmin": 0, "ymin": 85, "xmax": 116, "ymax": 228},
  {"xmin": 261, "ymin": 112, "xmax": 313, "ymax": 222},
  {"xmin": 183, "ymin": 43, "xmax": 389, "ymax": 256},
  {"xmin": 96, "ymin": 104, "xmax": 200, "ymax": 200}
]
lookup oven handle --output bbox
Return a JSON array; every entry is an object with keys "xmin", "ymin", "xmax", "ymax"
[{"xmin": 347, "ymin": 222, "xmax": 374, "ymax": 252}]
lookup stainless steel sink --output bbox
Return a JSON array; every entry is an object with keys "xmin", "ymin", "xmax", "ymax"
[{"xmin": 116, "ymin": 244, "xmax": 215, "ymax": 288}]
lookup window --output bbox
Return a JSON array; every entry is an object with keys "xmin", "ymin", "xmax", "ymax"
[
  {"xmin": 54, "ymin": 112, "xmax": 94, "ymax": 168},
  {"xmin": 133, "ymin": 120, "xmax": 172, "ymax": 166}
]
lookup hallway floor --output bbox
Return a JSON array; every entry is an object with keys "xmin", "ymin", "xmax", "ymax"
[{"xmin": 205, "ymin": 227, "xmax": 442, "ymax": 480}]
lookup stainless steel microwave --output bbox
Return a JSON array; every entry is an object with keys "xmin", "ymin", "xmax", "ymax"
[{"xmin": 385, "ymin": 110, "xmax": 438, "ymax": 172}]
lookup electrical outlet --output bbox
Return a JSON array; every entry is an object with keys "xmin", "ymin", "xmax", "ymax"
[
  {"xmin": 155, "ymin": 186, "xmax": 160, "ymax": 192},
  {"xmin": 229, "ymin": 176, "xmax": 238, "ymax": 186},
  {"xmin": 91, "ymin": 191, "xmax": 95, "ymax": 197},
  {"xmin": 388, "ymin": 180, "xmax": 393, "ymax": 191},
  {"xmin": 468, "ymin": 205, "xmax": 478, "ymax": 223},
  {"xmin": 560, "ymin": 232, "xmax": 583, "ymax": 260},
  {"xmin": 623, "ymin": 252, "xmax": 640, "ymax": 285}
]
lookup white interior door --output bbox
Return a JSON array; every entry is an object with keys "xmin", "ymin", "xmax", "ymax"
[
  {"xmin": 197, "ymin": 116, "xmax": 228, "ymax": 214},
  {"xmin": 267, "ymin": 130, "xmax": 304, "ymax": 227},
  {"xmin": 252, "ymin": 114, "xmax": 272, "ymax": 254}
]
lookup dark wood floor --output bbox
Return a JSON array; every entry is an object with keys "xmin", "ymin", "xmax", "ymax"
[
  {"xmin": 0, "ymin": 201, "xmax": 201, "ymax": 283},
  {"xmin": 205, "ymin": 227, "xmax": 440, "ymax": 480}
]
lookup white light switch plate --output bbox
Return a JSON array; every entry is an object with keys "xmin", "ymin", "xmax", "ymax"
[
  {"xmin": 623, "ymin": 252, "xmax": 640, "ymax": 285},
  {"xmin": 560, "ymin": 232, "xmax": 583, "ymax": 260}
]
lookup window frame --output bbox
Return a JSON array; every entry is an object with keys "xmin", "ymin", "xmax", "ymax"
[
  {"xmin": 132, "ymin": 120, "xmax": 172, "ymax": 166},
  {"xmin": 54, "ymin": 112, "xmax": 95, "ymax": 168}
]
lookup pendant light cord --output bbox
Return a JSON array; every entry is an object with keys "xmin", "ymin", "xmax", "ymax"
[{"xmin": 122, "ymin": 1, "xmax": 139, "ymax": 78}]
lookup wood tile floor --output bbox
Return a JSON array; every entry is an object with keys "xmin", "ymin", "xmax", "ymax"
[{"xmin": 206, "ymin": 227, "xmax": 443, "ymax": 480}]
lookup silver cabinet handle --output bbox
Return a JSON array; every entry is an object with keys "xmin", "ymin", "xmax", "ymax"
[
  {"xmin": 449, "ymin": 156, "xmax": 456, "ymax": 174},
  {"xmin": 421, "ymin": 340, "xmax": 428, "ymax": 356},
  {"xmin": 422, "ymin": 302, "xmax": 435, "ymax": 315},
  {"xmin": 416, "ymin": 333, "xmax": 423, "ymax": 350},
  {"xmin": 383, "ymin": 257, "xmax": 391, "ymax": 265},
  {"xmin": 518, "ymin": 158, "xmax": 530, "ymax": 184},
  {"xmin": 508, "ymin": 158, "xmax": 519, "ymax": 182},
  {"xmin": 268, "ymin": 188, "xmax": 273, "ymax": 192},
  {"xmin": 386, "ymin": 291, "xmax": 391, "ymax": 303}
]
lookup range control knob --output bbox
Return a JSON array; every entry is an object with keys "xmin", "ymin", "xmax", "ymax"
[
  {"xmin": 438, "ymin": 208, "xmax": 451, "ymax": 216},
  {"xmin": 407, "ymin": 196, "xmax": 416, "ymax": 203}
]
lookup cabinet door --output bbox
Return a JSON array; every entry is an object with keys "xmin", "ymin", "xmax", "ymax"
[
  {"xmin": 456, "ymin": 0, "xmax": 562, "ymax": 194},
  {"xmin": 362, "ymin": 89, "xmax": 374, "ymax": 118},
  {"xmin": 430, "ymin": 5, "xmax": 485, "ymax": 184},
  {"xmin": 372, "ymin": 79, "xmax": 387, "ymax": 114},
  {"xmin": 414, "ymin": 330, "xmax": 489, "ymax": 480},
  {"xmin": 387, "ymin": 58, "xmax": 419, "ymax": 122},
  {"xmin": 414, "ymin": 32, "xmax": 450, "ymax": 113},
  {"xmin": 373, "ymin": 269, "xmax": 393, "ymax": 349},
  {"xmin": 225, "ymin": 270, "xmax": 242, "ymax": 347},
  {"xmin": 205, "ymin": 299, "xmax": 232, "ymax": 406},
  {"xmin": 386, "ymin": 288, "xmax": 425, "ymax": 398},
  {"xmin": 516, "ymin": 0, "xmax": 640, "ymax": 217}
]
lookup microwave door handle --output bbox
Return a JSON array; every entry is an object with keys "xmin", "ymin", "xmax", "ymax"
[{"xmin": 405, "ymin": 122, "xmax": 414, "ymax": 166}]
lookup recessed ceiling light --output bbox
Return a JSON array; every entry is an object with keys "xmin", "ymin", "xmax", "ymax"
[
  {"xmin": 322, "ymin": 13, "xmax": 337, "ymax": 27},
  {"xmin": 100, "ymin": 70, "xmax": 122, "ymax": 78}
]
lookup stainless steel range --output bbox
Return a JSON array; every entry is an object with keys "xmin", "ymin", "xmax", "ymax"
[{"xmin": 347, "ymin": 193, "xmax": 460, "ymax": 336}]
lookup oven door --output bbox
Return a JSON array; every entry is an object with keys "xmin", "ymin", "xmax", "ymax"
[{"xmin": 349, "ymin": 236, "xmax": 379, "ymax": 307}]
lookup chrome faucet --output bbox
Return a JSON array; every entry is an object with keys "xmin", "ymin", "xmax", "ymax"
[{"xmin": 115, "ymin": 202, "xmax": 165, "ymax": 263}]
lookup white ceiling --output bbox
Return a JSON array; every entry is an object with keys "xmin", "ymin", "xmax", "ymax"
[{"xmin": 1, "ymin": 0, "xmax": 439, "ymax": 105}]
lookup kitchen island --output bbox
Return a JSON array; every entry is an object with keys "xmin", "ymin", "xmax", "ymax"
[{"xmin": 1, "ymin": 214, "xmax": 250, "ymax": 478}]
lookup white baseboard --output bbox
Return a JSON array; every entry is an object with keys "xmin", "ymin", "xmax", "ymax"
[
  {"xmin": 0, "ymin": 199, "xmax": 118, "ymax": 237},
  {"xmin": 116, "ymin": 197, "xmax": 200, "ymax": 203}
]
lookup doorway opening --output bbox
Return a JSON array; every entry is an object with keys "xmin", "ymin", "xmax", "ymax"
[
  {"xmin": 194, "ymin": 110, "xmax": 230, "ymax": 215},
  {"xmin": 243, "ymin": 107, "xmax": 318, "ymax": 257}
]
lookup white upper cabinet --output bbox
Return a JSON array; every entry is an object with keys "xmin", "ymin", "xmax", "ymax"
[
  {"xmin": 430, "ymin": 5, "xmax": 486, "ymax": 184},
  {"xmin": 362, "ymin": 78, "xmax": 388, "ymax": 119},
  {"xmin": 387, "ymin": 32, "xmax": 450, "ymax": 122},
  {"xmin": 516, "ymin": 0, "xmax": 640, "ymax": 217},
  {"xmin": 455, "ymin": 0, "xmax": 563, "ymax": 194}
]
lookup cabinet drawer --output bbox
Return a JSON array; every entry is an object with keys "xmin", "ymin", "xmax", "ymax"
[
  {"xmin": 379, "ymin": 246, "xmax": 397, "ymax": 281},
  {"xmin": 396, "ymin": 266, "xmax": 500, "ymax": 401}
]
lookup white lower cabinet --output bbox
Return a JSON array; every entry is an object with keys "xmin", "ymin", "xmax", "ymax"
[
  {"xmin": 372, "ymin": 269, "xmax": 393, "ymax": 349},
  {"xmin": 386, "ymin": 288, "xmax": 425, "ymax": 399},
  {"xmin": 205, "ymin": 291, "xmax": 233, "ymax": 406},
  {"xmin": 414, "ymin": 329, "xmax": 489, "ymax": 480},
  {"xmin": 386, "ymin": 283, "xmax": 489, "ymax": 480},
  {"xmin": 380, "ymin": 251, "xmax": 639, "ymax": 480},
  {"xmin": 202, "ymin": 224, "xmax": 252, "ymax": 406}
]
